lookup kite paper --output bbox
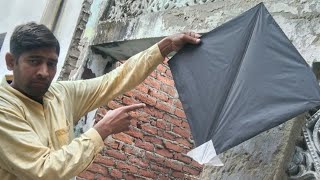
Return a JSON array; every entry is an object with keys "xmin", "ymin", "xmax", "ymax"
[{"xmin": 168, "ymin": 3, "xmax": 320, "ymax": 165}]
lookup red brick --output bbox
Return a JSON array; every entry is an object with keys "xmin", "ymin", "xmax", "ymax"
[
  {"xmin": 183, "ymin": 166, "xmax": 201, "ymax": 175},
  {"xmin": 181, "ymin": 121, "xmax": 190, "ymax": 129},
  {"xmin": 161, "ymin": 84, "xmax": 177, "ymax": 97},
  {"xmin": 129, "ymin": 111, "xmax": 150, "ymax": 122},
  {"xmin": 158, "ymin": 130, "xmax": 177, "ymax": 141},
  {"xmin": 105, "ymin": 149, "xmax": 127, "ymax": 160},
  {"xmin": 164, "ymin": 141, "xmax": 183, "ymax": 152},
  {"xmin": 150, "ymin": 71, "xmax": 157, "ymax": 78},
  {"xmin": 144, "ymin": 107, "xmax": 164, "ymax": 119},
  {"xmin": 156, "ymin": 119, "xmax": 170, "ymax": 130},
  {"xmin": 126, "ymin": 128, "xmax": 144, "ymax": 139},
  {"xmin": 122, "ymin": 145, "xmax": 145, "ymax": 157},
  {"xmin": 144, "ymin": 77, "xmax": 161, "ymax": 89},
  {"xmin": 176, "ymin": 138, "xmax": 193, "ymax": 148},
  {"xmin": 110, "ymin": 169, "xmax": 123, "ymax": 178},
  {"xmin": 144, "ymin": 135, "xmax": 163, "ymax": 146},
  {"xmin": 150, "ymin": 163, "xmax": 170, "ymax": 173},
  {"xmin": 117, "ymin": 161, "xmax": 138, "ymax": 173},
  {"xmin": 163, "ymin": 114, "xmax": 182, "ymax": 127},
  {"xmin": 124, "ymin": 174, "xmax": 145, "ymax": 180},
  {"xmin": 175, "ymin": 108, "xmax": 186, "ymax": 118},
  {"xmin": 136, "ymin": 84, "xmax": 149, "ymax": 93},
  {"xmin": 113, "ymin": 132, "xmax": 133, "ymax": 144},
  {"xmin": 173, "ymin": 127, "xmax": 191, "ymax": 138},
  {"xmin": 165, "ymin": 69, "xmax": 172, "ymax": 78},
  {"xmin": 157, "ymin": 74, "xmax": 174, "ymax": 86},
  {"xmin": 157, "ymin": 64, "xmax": 168, "ymax": 73},
  {"xmin": 122, "ymin": 96, "xmax": 139, "ymax": 105},
  {"xmin": 155, "ymin": 101, "xmax": 174, "ymax": 114},
  {"xmin": 155, "ymin": 148, "xmax": 173, "ymax": 158},
  {"xmin": 191, "ymin": 160, "xmax": 204, "ymax": 169},
  {"xmin": 129, "ymin": 156, "xmax": 149, "ymax": 168},
  {"xmin": 141, "ymin": 124, "xmax": 158, "ymax": 135},
  {"xmin": 164, "ymin": 159, "xmax": 183, "ymax": 171},
  {"xmin": 174, "ymin": 153, "xmax": 192, "ymax": 164},
  {"xmin": 135, "ymin": 92, "xmax": 157, "ymax": 106},
  {"xmin": 158, "ymin": 175, "xmax": 171, "ymax": 180},
  {"xmin": 95, "ymin": 174, "xmax": 113, "ymax": 180},
  {"xmin": 137, "ymin": 169, "xmax": 157, "ymax": 178},
  {"xmin": 87, "ymin": 163, "xmax": 108, "ymax": 175},
  {"xmin": 146, "ymin": 152, "xmax": 166, "ymax": 163},
  {"xmin": 95, "ymin": 154, "xmax": 115, "ymax": 166},
  {"xmin": 172, "ymin": 171, "xmax": 185, "ymax": 178},
  {"xmin": 107, "ymin": 101, "xmax": 122, "ymax": 109},
  {"xmin": 78, "ymin": 171, "xmax": 95, "ymax": 179},
  {"xmin": 104, "ymin": 139, "xmax": 119, "ymax": 149},
  {"xmin": 135, "ymin": 139, "xmax": 154, "ymax": 151},
  {"xmin": 149, "ymin": 88, "xmax": 169, "ymax": 102}
]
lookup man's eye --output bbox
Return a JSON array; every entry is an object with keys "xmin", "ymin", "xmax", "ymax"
[
  {"xmin": 29, "ymin": 59, "xmax": 41, "ymax": 65},
  {"xmin": 48, "ymin": 62, "xmax": 57, "ymax": 68}
]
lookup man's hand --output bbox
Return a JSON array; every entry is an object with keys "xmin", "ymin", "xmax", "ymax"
[
  {"xmin": 94, "ymin": 103, "xmax": 146, "ymax": 140},
  {"xmin": 158, "ymin": 32, "xmax": 201, "ymax": 58}
]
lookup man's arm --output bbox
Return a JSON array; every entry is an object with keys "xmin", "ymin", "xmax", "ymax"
[{"xmin": 0, "ymin": 108, "xmax": 104, "ymax": 179}]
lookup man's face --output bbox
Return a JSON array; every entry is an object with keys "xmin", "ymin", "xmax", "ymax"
[{"xmin": 8, "ymin": 47, "xmax": 58, "ymax": 101}]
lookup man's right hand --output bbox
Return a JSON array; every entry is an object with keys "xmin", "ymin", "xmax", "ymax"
[{"xmin": 94, "ymin": 103, "xmax": 146, "ymax": 140}]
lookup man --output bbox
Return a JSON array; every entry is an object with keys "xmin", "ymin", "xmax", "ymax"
[{"xmin": 0, "ymin": 22, "xmax": 200, "ymax": 179}]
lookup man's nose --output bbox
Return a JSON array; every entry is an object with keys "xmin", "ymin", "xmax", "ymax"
[{"xmin": 37, "ymin": 63, "xmax": 49, "ymax": 78}]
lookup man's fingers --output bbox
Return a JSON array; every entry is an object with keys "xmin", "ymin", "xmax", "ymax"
[
  {"xmin": 183, "ymin": 32, "xmax": 201, "ymax": 44},
  {"xmin": 121, "ymin": 103, "xmax": 146, "ymax": 112}
]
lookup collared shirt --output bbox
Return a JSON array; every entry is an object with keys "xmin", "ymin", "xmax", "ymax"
[{"xmin": 0, "ymin": 44, "xmax": 163, "ymax": 180}]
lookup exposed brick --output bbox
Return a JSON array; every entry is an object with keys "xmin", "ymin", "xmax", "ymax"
[
  {"xmin": 144, "ymin": 107, "xmax": 164, "ymax": 119},
  {"xmin": 173, "ymin": 127, "xmax": 191, "ymax": 138},
  {"xmin": 124, "ymin": 174, "xmax": 145, "ymax": 180},
  {"xmin": 87, "ymin": 163, "xmax": 108, "ymax": 175},
  {"xmin": 165, "ymin": 69, "xmax": 172, "ymax": 78},
  {"xmin": 157, "ymin": 74, "xmax": 174, "ymax": 86},
  {"xmin": 135, "ymin": 92, "xmax": 157, "ymax": 106},
  {"xmin": 141, "ymin": 124, "xmax": 158, "ymax": 135},
  {"xmin": 161, "ymin": 84, "xmax": 177, "ymax": 97},
  {"xmin": 174, "ymin": 153, "xmax": 192, "ymax": 164},
  {"xmin": 155, "ymin": 101, "xmax": 174, "ymax": 114},
  {"xmin": 183, "ymin": 166, "xmax": 201, "ymax": 175},
  {"xmin": 156, "ymin": 119, "xmax": 170, "ymax": 130},
  {"xmin": 95, "ymin": 174, "xmax": 113, "ymax": 180},
  {"xmin": 144, "ymin": 135, "xmax": 163, "ymax": 146},
  {"xmin": 157, "ymin": 64, "xmax": 168, "ymax": 73},
  {"xmin": 135, "ymin": 139, "xmax": 155, "ymax": 151},
  {"xmin": 78, "ymin": 171, "xmax": 95, "ymax": 179},
  {"xmin": 130, "ymin": 119, "xmax": 138, "ymax": 127},
  {"xmin": 137, "ymin": 169, "xmax": 157, "ymax": 178},
  {"xmin": 136, "ymin": 84, "xmax": 149, "ymax": 93},
  {"xmin": 117, "ymin": 161, "xmax": 138, "ymax": 173},
  {"xmin": 105, "ymin": 149, "xmax": 127, "ymax": 160},
  {"xmin": 158, "ymin": 130, "xmax": 177, "ymax": 141},
  {"xmin": 146, "ymin": 152, "xmax": 166, "ymax": 163},
  {"xmin": 144, "ymin": 77, "xmax": 161, "ymax": 89},
  {"xmin": 126, "ymin": 128, "xmax": 144, "ymax": 139},
  {"xmin": 191, "ymin": 160, "xmax": 204, "ymax": 169},
  {"xmin": 164, "ymin": 141, "xmax": 183, "ymax": 152},
  {"xmin": 95, "ymin": 154, "xmax": 115, "ymax": 166},
  {"xmin": 163, "ymin": 114, "xmax": 182, "ymax": 127},
  {"xmin": 104, "ymin": 139, "xmax": 119, "ymax": 149},
  {"xmin": 107, "ymin": 100, "xmax": 122, "ymax": 109},
  {"xmin": 158, "ymin": 175, "xmax": 171, "ymax": 180},
  {"xmin": 128, "ymin": 156, "xmax": 149, "ymax": 168},
  {"xmin": 122, "ymin": 96, "xmax": 139, "ymax": 105},
  {"xmin": 164, "ymin": 159, "xmax": 183, "ymax": 171},
  {"xmin": 150, "ymin": 163, "xmax": 170, "ymax": 173},
  {"xmin": 129, "ymin": 111, "xmax": 150, "ymax": 123},
  {"xmin": 155, "ymin": 148, "xmax": 173, "ymax": 158},
  {"xmin": 122, "ymin": 145, "xmax": 145, "ymax": 157},
  {"xmin": 112, "ymin": 132, "xmax": 133, "ymax": 144},
  {"xmin": 110, "ymin": 169, "xmax": 123, "ymax": 178},
  {"xmin": 176, "ymin": 138, "xmax": 193, "ymax": 148},
  {"xmin": 172, "ymin": 171, "xmax": 185, "ymax": 178},
  {"xmin": 181, "ymin": 121, "xmax": 190, "ymax": 129},
  {"xmin": 175, "ymin": 108, "xmax": 186, "ymax": 118},
  {"xmin": 149, "ymin": 88, "xmax": 169, "ymax": 102},
  {"xmin": 150, "ymin": 71, "xmax": 157, "ymax": 78}
]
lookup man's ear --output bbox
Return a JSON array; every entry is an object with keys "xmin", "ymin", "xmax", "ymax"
[{"xmin": 5, "ymin": 53, "xmax": 15, "ymax": 71}]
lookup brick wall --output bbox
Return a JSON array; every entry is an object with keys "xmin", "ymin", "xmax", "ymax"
[{"xmin": 77, "ymin": 60, "xmax": 203, "ymax": 179}]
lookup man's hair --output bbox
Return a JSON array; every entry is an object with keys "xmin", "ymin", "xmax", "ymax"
[{"xmin": 10, "ymin": 22, "xmax": 60, "ymax": 58}]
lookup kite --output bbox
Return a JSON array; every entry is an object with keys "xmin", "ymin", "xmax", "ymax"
[{"xmin": 168, "ymin": 3, "xmax": 320, "ymax": 165}]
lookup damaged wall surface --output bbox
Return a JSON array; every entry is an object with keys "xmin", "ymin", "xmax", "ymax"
[{"xmin": 62, "ymin": 0, "xmax": 320, "ymax": 179}]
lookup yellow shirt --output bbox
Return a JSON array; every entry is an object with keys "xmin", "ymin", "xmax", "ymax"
[{"xmin": 0, "ymin": 44, "xmax": 163, "ymax": 180}]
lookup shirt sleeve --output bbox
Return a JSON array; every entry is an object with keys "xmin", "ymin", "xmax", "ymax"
[
  {"xmin": 0, "ymin": 107, "xmax": 104, "ymax": 180},
  {"xmin": 56, "ymin": 44, "xmax": 163, "ymax": 121}
]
